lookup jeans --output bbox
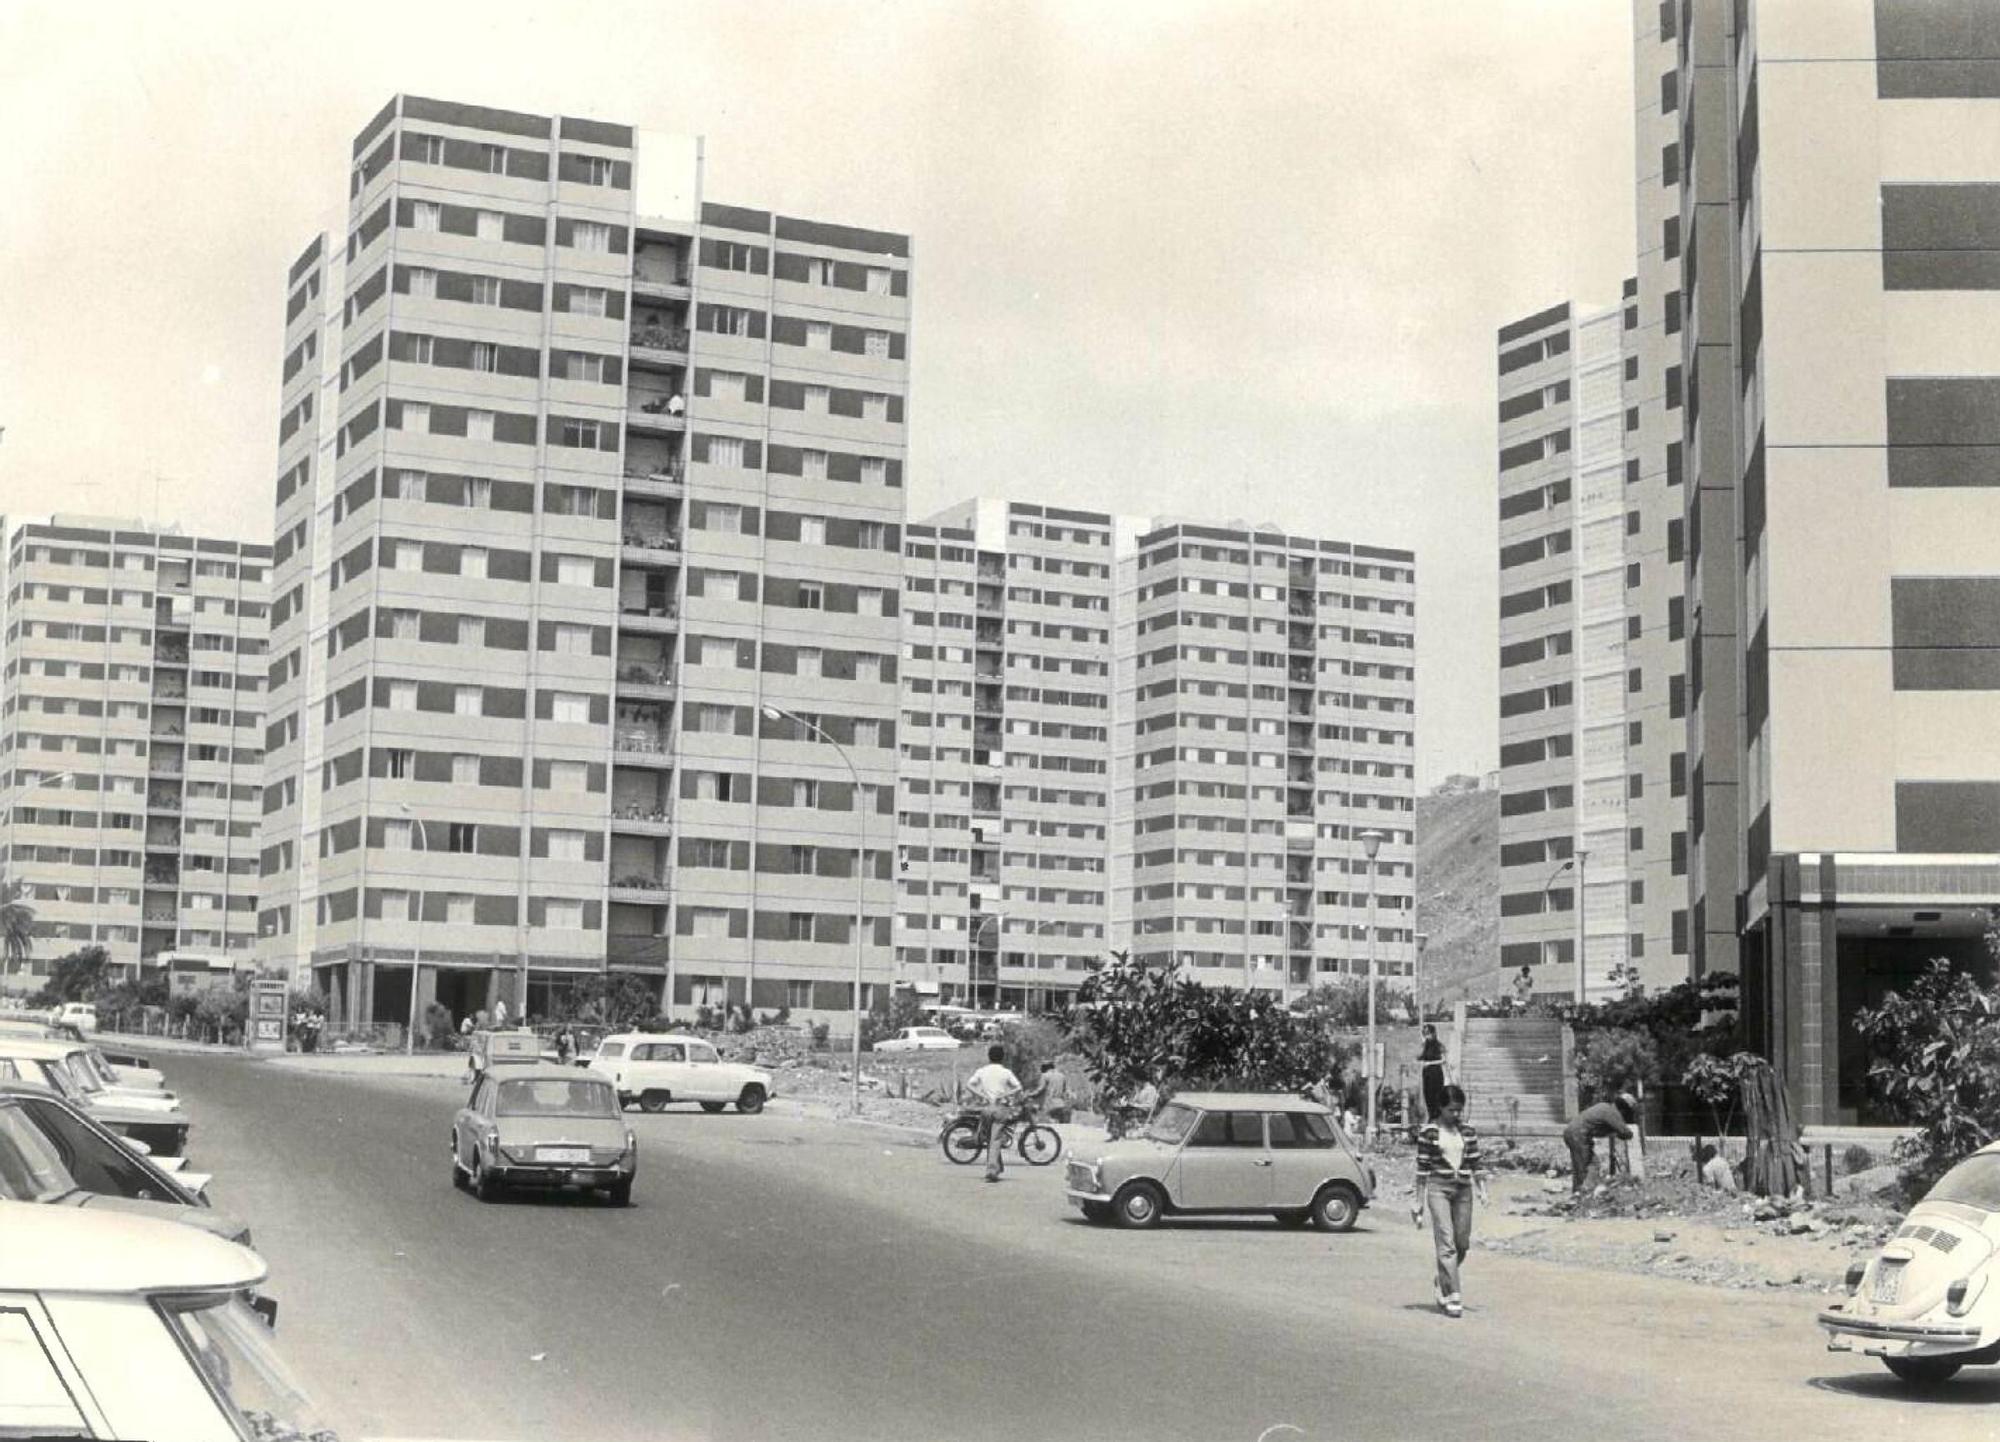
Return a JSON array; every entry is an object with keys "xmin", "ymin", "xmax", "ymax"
[
  {"xmin": 984, "ymin": 1107, "xmax": 1011, "ymax": 1177},
  {"xmin": 1426, "ymin": 1181, "xmax": 1474, "ymax": 1299},
  {"xmin": 1566, "ymin": 1131, "xmax": 1595, "ymax": 1191}
]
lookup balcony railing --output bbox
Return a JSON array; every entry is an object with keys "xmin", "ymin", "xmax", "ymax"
[
  {"xmin": 617, "ymin": 664, "xmax": 675, "ymax": 687},
  {"xmin": 631, "ymin": 326, "xmax": 690, "ymax": 352},
  {"xmin": 622, "ymin": 531, "xmax": 681, "ymax": 552},
  {"xmin": 623, "ymin": 464, "xmax": 685, "ymax": 484},
  {"xmin": 615, "ymin": 733, "xmax": 672, "ymax": 755},
  {"xmin": 618, "ymin": 605, "xmax": 680, "ymax": 624},
  {"xmin": 611, "ymin": 804, "xmax": 672, "ymax": 824}
]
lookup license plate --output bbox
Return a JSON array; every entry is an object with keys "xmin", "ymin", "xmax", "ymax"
[
  {"xmin": 538, "ymin": 1146, "xmax": 589, "ymax": 1164},
  {"xmin": 1873, "ymin": 1261, "xmax": 1906, "ymax": 1304}
]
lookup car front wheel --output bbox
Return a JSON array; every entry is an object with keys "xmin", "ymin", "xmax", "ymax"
[
  {"xmin": 473, "ymin": 1151, "xmax": 503, "ymax": 1203},
  {"xmin": 1884, "ymin": 1356, "xmax": 1963, "ymax": 1385},
  {"xmin": 737, "ymin": 1085, "xmax": 766, "ymax": 1115},
  {"xmin": 1310, "ymin": 1182, "xmax": 1362, "ymax": 1232},
  {"xmin": 638, "ymin": 1091, "xmax": 670, "ymax": 1113},
  {"xmin": 1113, "ymin": 1180, "xmax": 1165, "ymax": 1230}
]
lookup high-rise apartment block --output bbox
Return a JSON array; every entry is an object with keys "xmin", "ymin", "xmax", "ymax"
[
  {"xmin": 1125, "ymin": 523, "xmax": 1418, "ymax": 995},
  {"xmin": 0, "ymin": 517, "xmax": 271, "ymax": 987},
  {"xmin": 259, "ymin": 95, "xmax": 911, "ymax": 1028},
  {"xmin": 895, "ymin": 501, "xmax": 1115, "ymax": 1012}
]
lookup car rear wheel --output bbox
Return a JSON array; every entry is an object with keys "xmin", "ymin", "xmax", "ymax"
[
  {"xmin": 638, "ymin": 1091, "xmax": 670, "ymax": 1113},
  {"xmin": 473, "ymin": 1151, "xmax": 503, "ymax": 1203},
  {"xmin": 1310, "ymin": 1182, "xmax": 1362, "ymax": 1233},
  {"xmin": 1884, "ymin": 1356, "xmax": 1963, "ymax": 1385},
  {"xmin": 737, "ymin": 1085, "xmax": 766, "ymax": 1115},
  {"xmin": 1113, "ymin": 1181, "xmax": 1165, "ymax": 1230},
  {"xmin": 700, "ymin": 1101, "xmax": 726, "ymax": 1114}
]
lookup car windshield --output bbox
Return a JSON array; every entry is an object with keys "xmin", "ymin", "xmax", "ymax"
[
  {"xmin": 156, "ymin": 1292, "xmax": 340, "ymax": 1442},
  {"xmin": 496, "ymin": 1079, "xmax": 620, "ymax": 1118},
  {"xmin": 0, "ymin": 1105, "xmax": 81, "ymax": 1203},
  {"xmin": 1146, "ymin": 1102, "xmax": 1199, "ymax": 1145},
  {"xmin": 1927, "ymin": 1153, "xmax": 2000, "ymax": 1213},
  {"xmin": 55, "ymin": 1056, "xmax": 101, "ymax": 1096}
]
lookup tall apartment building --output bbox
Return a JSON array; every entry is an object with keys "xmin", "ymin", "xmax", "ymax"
[
  {"xmin": 1673, "ymin": 0, "xmax": 2000, "ymax": 1124},
  {"xmin": 1126, "ymin": 523, "xmax": 1418, "ymax": 996},
  {"xmin": 895, "ymin": 501, "xmax": 1114, "ymax": 1012},
  {"xmin": 0, "ymin": 516, "xmax": 270, "ymax": 988},
  {"xmin": 259, "ymin": 95, "xmax": 911, "ymax": 1029},
  {"xmin": 1495, "ymin": 302, "xmax": 1635, "ymax": 1000}
]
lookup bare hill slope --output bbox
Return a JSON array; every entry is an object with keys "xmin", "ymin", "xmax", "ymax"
[{"xmin": 1416, "ymin": 785, "xmax": 1500, "ymax": 1006}]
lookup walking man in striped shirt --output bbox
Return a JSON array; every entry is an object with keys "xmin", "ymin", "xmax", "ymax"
[{"xmin": 1412, "ymin": 1084, "xmax": 1487, "ymax": 1317}]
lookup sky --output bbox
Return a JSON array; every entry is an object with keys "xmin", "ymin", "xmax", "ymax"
[{"xmin": 0, "ymin": 0, "xmax": 1638, "ymax": 788}]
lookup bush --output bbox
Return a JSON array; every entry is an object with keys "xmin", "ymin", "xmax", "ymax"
[
  {"xmin": 810, "ymin": 1021, "xmax": 831, "ymax": 1048},
  {"xmin": 421, "ymin": 1001, "xmax": 456, "ymax": 1050},
  {"xmin": 1842, "ymin": 1144, "xmax": 1876, "ymax": 1176},
  {"xmin": 1575, "ymin": 1027, "xmax": 1660, "ymax": 1106}
]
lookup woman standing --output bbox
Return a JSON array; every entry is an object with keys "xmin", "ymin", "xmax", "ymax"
[
  {"xmin": 1417, "ymin": 1023, "xmax": 1449, "ymax": 1125},
  {"xmin": 1413, "ymin": 1084, "xmax": 1487, "ymax": 1317}
]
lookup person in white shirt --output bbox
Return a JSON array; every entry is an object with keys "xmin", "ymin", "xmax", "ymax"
[{"xmin": 965, "ymin": 1044, "xmax": 1022, "ymax": 1182}]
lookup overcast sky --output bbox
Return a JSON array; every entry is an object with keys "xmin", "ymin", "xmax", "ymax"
[{"xmin": 0, "ymin": 0, "xmax": 1636, "ymax": 786}]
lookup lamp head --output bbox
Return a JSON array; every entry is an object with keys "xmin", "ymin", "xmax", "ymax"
[
  {"xmin": 760, "ymin": 705, "xmax": 786, "ymax": 723},
  {"xmin": 1358, "ymin": 829, "xmax": 1386, "ymax": 860}
]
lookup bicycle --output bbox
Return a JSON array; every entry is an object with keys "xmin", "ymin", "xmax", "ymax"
[{"xmin": 940, "ymin": 1104, "xmax": 1062, "ymax": 1167}]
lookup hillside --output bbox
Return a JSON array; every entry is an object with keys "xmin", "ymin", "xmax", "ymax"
[{"xmin": 1415, "ymin": 784, "xmax": 1501, "ymax": 1006}]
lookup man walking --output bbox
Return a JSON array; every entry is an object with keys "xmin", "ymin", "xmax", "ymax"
[
  {"xmin": 1563, "ymin": 1092, "xmax": 1637, "ymax": 1193},
  {"xmin": 965, "ymin": 1043, "xmax": 1022, "ymax": 1182},
  {"xmin": 1032, "ymin": 1059, "xmax": 1073, "ymax": 1123}
]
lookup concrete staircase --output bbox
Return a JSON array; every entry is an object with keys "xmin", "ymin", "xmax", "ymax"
[{"xmin": 1452, "ymin": 1018, "xmax": 1567, "ymax": 1134}]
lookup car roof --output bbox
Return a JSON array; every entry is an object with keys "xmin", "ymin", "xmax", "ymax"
[
  {"xmin": 600, "ymin": 1032, "xmax": 716, "ymax": 1045},
  {"xmin": 1164, "ymin": 1092, "xmax": 1334, "ymax": 1114},
  {"xmin": 488, "ymin": 1063, "xmax": 614, "ymax": 1084},
  {"xmin": 0, "ymin": 1038, "xmax": 80, "ymax": 1059},
  {"xmin": 0, "ymin": 1200, "xmax": 264, "ymax": 1293}
]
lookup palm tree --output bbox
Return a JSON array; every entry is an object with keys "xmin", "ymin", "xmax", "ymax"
[{"xmin": 0, "ymin": 881, "xmax": 35, "ymax": 976}]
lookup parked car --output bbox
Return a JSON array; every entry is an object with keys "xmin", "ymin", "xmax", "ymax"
[
  {"xmin": 0, "ymin": 1038, "xmax": 191, "ymax": 1157},
  {"xmin": 1063, "ymin": 1092, "xmax": 1375, "ymax": 1231},
  {"xmin": 0, "ymin": 1083, "xmax": 246, "ymax": 1243},
  {"xmin": 0, "ymin": 1204, "xmax": 319, "ymax": 1441},
  {"xmin": 588, "ymin": 1032, "xmax": 774, "ymax": 1113},
  {"xmin": 0, "ymin": 1019, "xmax": 172, "ymax": 1093},
  {"xmin": 1821, "ymin": 1140, "xmax": 2000, "ymax": 1384},
  {"xmin": 451, "ymin": 1063, "xmax": 636, "ymax": 1204},
  {"xmin": 875, "ymin": 1026, "xmax": 963, "ymax": 1054},
  {"xmin": 57, "ymin": 1002, "xmax": 98, "ymax": 1034}
]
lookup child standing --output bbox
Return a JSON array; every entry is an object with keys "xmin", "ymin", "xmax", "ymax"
[{"xmin": 1412, "ymin": 1084, "xmax": 1487, "ymax": 1317}]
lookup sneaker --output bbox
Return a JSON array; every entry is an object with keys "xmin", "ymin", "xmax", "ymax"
[
  {"xmin": 1445, "ymin": 1294, "xmax": 1464, "ymax": 1317},
  {"xmin": 984, "ymin": 1172, "xmax": 1001, "ymax": 1183}
]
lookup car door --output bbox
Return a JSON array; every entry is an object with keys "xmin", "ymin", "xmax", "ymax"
[
  {"xmin": 1170, "ymin": 1110, "xmax": 1272, "ymax": 1210},
  {"xmin": 678, "ymin": 1041, "xmax": 721, "ymax": 1101},
  {"xmin": 1266, "ymin": 1109, "xmax": 1339, "ymax": 1206}
]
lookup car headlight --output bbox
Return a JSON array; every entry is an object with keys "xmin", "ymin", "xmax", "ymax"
[
  {"xmin": 1845, "ymin": 1261, "xmax": 1867, "ymax": 1296},
  {"xmin": 1948, "ymin": 1273, "xmax": 1988, "ymax": 1317},
  {"xmin": 625, "ymin": 1131, "xmax": 636, "ymax": 1154}
]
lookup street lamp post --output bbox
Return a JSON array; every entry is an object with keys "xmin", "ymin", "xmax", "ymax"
[
  {"xmin": 399, "ymin": 804, "xmax": 429, "ymax": 1056},
  {"xmin": 1359, "ymin": 828, "xmax": 1387, "ymax": 1142},
  {"xmin": 1573, "ymin": 847, "xmax": 1590, "ymax": 1005},
  {"xmin": 762, "ymin": 705, "xmax": 867, "ymax": 1116},
  {"xmin": 1540, "ymin": 855, "xmax": 1576, "ymax": 1002}
]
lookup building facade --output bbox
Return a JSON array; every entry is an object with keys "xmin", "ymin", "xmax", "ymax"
[
  {"xmin": 0, "ymin": 516, "xmax": 270, "ymax": 988},
  {"xmin": 258, "ymin": 95, "xmax": 911, "ymax": 1029},
  {"xmin": 1126, "ymin": 523, "xmax": 1418, "ymax": 998}
]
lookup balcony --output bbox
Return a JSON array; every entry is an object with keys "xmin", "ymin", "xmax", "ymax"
[
  {"xmin": 616, "ymin": 664, "xmax": 676, "ymax": 700},
  {"xmin": 622, "ymin": 465, "xmax": 685, "ymax": 501},
  {"xmin": 629, "ymin": 325, "xmax": 690, "ymax": 362},
  {"xmin": 609, "ymin": 805, "xmax": 674, "ymax": 837},
  {"xmin": 618, "ymin": 606, "xmax": 680, "ymax": 636},
  {"xmin": 613, "ymin": 734, "xmax": 674, "ymax": 768},
  {"xmin": 148, "ymin": 760, "xmax": 183, "ymax": 776},
  {"xmin": 621, "ymin": 532, "xmax": 681, "ymax": 566},
  {"xmin": 146, "ymin": 793, "xmax": 180, "ymax": 814},
  {"xmin": 610, "ymin": 873, "xmax": 673, "ymax": 904},
  {"xmin": 155, "ymin": 646, "xmax": 188, "ymax": 667},
  {"xmin": 152, "ymin": 682, "xmax": 186, "ymax": 700},
  {"xmin": 631, "ymin": 270, "xmax": 691, "ymax": 305},
  {"xmin": 627, "ymin": 399, "xmax": 687, "ymax": 436},
  {"xmin": 143, "ymin": 867, "xmax": 180, "ymax": 888}
]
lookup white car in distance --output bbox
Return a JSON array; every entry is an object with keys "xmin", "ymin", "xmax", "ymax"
[
  {"xmin": 875, "ymin": 1026, "xmax": 963, "ymax": 1054},
  {"xmin": 588, "ymin": 1033, "xmax": 774, "ymax": 1114}
]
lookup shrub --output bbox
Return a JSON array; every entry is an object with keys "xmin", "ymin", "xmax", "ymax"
[
  {"xmin": 1842, "ymin": 1144, "xmax": 1876, "ymax": 1176},
  {"xmin": 810, "ymin": 1021, "xmax": 831, "ymax": 1048},
  {"xmin": 421, "ymin": 1001, "xmax": 455, "ymax": 1050},
  {"xmin": 1574, "ymin": 1027, "xmax": 1661, "ymax": 1106}
]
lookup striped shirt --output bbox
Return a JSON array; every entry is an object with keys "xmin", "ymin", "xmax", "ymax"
[{"xmin": 1415, "ymin": 1121, "xmax": 1483, "ymax": 1183}]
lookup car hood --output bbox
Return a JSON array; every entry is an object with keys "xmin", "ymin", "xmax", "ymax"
[
  {"xmin": 1074, "ymin": 1137, "xmax": 1179, "ymax": 1170},
  {"xmin": 96, "ymin": 1085, "xmax": 180, "ymax": 1108},
  {"xmin": 1847, "ymin": 1202, "xmax": 1999, "ymax": 1323},
  {"xmin": 70, "ymin": 1191, "xmax": 250, "ymax": 1244},
  {"xmin": 86, "ymin": 1096, "xmax": 189, "ymax": 1128},
  {"xmin": 494, "ymin": 1115, "xmax": 630, "ymax": 1149},
  {"xmin": 109, "ymin": 1067, "xmax": 168, "ymax": 1090}
]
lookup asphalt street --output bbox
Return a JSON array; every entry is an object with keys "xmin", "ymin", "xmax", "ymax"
[{"xmin": 163, "ymin": 1052, "xmax": 2000, "ymax": 1442}]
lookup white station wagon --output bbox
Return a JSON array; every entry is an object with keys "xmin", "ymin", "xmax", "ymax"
[{"xmin": 588, "ymin": 1032, "xmax": 775, "ymax": 1114}]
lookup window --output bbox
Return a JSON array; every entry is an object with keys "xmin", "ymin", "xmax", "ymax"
[
  {"xmin": 476, "ymin": 210, "xmax": 504, "ymax": 242},
  {"xmin": 797, "ymin": 582, "xmax": 825, "ymax": 611},
  {"xmin": 865, "ymin": 266, "xmax": 892, "ymax": 295},
  {"xmin": 1269, "ymin": 1111, "xmax": 1337, "ymax": 1148},
  {"xmin": 863, "ymin": 330, "xmax": 891, "ymax": 358},
  {"xmin": 857, "ymin": 588, "xmax": 885, "ymax": 618},
  {"xmin": 384, "ymin": 748, "xmax": 415, "ymax": 779},
  {"xmin": 559, "ymin": 419, "xmax": 601, "ymax": 449},
  {"xmin": 383, "ymin": 819, "xmax": 414, "ymax": 851},
  {"xmin": 549, "ymin": 760, "xmax": 589, "ymax": 793},
  {"xmin": 860, "ymin": 457, "xmax": 888, "ymax": 486},
  {"xmin": 802, "ymin": 449, "xmax": 829, "ymax": 481},
  {"xmin": 406, "ymin": 267, "xmax": 437, "ymax": 300},
  {"xmin": 400, "ymin": 402, "xmax": 431, "ymax": 435},
  {"xmin": 793, "ymin": 778, "xmax": 820, "ymax": 808},
  {"xmin": 458, "ymin": 617, "xmax": 485, "ymax": 647},
  {"xmin": 551, "ymin": 692, "xmax": 590, "ymax": 724},
  {"xmin": 544, "ymin": 899, "xmax": 586, "ymax": 930},
  {"xmin": 578, "ymin": 156, "xmax": 614, "ymax": 186},
  {"xmin": 856, "ymin": 521, "xmax": 888, "ymax": 549},
  {"xmin": 395, "ymin": 470, "xmax": 427, "ymax": 502},
  {"xmin": 452, "ymin": 753, "xmax": 480, "ymax": 785},
  {"xmin": 460, "ymin": 547, "xmax": 488, "ymax": 580},
  {"xmin": 454, "ymin": 686, "xmax": 483, "ymax": 717},
  {"xmin": 466, "ymin": 410, "xmax": 496, "ymax": 443},
  {"xmin": 390, "ymin": 541, "xmax": 423, "ymax": 573},
  {"xmin": 445, "ymin": 894, "xmax": 475, "ymax": 926},
  {"xmin": 469, "ymin": 276, "xmax": 500, "ymax": 306},
  {"xmin": 689, "ymin": 908, "xmax": 730, "ymax": 938},
  {"xmin": 468, "ymin": 342, "xmax": 499, "ymax": 373},
  {"xmin": 704, "ymin": 503, "xmax": 743, "ymax": 534},
  {"xmin": 806, "ymin": 257, "xmax": 835, "ymax": 285},
  {"xmin": 862, "ymin": 392, "xmax": 890, "ymax": 421},
  {"xmin": 387, "ymin": 681, "xmax": 418, "ymax": 712},
  {"xmin": 572, "ymin": 221, "xmax": 612, "ymax": 254},
  {"xmin": 805, "ymin": 323, "xmax": 832, "ymax": 352},
  {"xmin": 710, "ymin": 370, "xmax": 748, "ymax": 403},
  {"xmin": 553, "ymin": 623, "xmax": 592, "ymax": 655},
  {"xmin": 565, "ymin": 353, "xmax": 607, "ymax": 384},
  {"xmin": 465, "ymin": 477, "xmax": 492, "ymax": 509},
  {"xmin": 413, "ymin": 201, "xmax": 442, "ymax": 232},
  {"xmin": 568, "ymin": 287, "xmax": 608, "ymax": 319},
  {"xmin": 447, "ymin": 822, "xmax": 476, "ymax": 853},
  {"xmin": 547, "ymin": 829, "xmax": 587, "ymax": 861},
  {"xmin": 1186, "ymin": 1110, "xmax": 1265, "ymax": 1147},
  {"xmin": 797, "ymin": 648, "xmax": 824, "ymax": 679},
  {"xmin": 707, "ymin": 437, "xmax": 745, "ymax": 469}
]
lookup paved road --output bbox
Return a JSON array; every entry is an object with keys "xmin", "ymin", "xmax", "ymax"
[{"xmin": 164, "ymin": 1054, "xmax": 1996, "ymax": 1442}]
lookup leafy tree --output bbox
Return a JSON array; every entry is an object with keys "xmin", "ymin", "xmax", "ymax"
[
  {"xmin": 1683, "ymin": 1050, "xmax": 1759, "ymax": 1141},
  {"xmin": 1853, "ymin": 924, "xmax": 2000, "ymax": 1197},
  {"xmin": 1063, "ymin": 953, "xmax": 1350, "ymax": 1108},
  {"xmin": 39, "ymin": 946, "xmax": 110, "ymax": 1004},
  {"xmin": 0, "ymin": 881, "xmax": 33, "ymax": 974},
  {"xmin": 557, "ymin": 973, "xmax": 662, "ymax": 1027},
  {"xmin": 1574, "ymin": 1026, "xmax": 1660, "ymax": 1106}
]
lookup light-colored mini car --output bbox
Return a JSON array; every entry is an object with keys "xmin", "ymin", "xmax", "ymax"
[
  {"xmin": 0, "ymin": 1204, "xmax": 317, "ymax": 1442},
  {"xmin": 875, "ymin": 1026, "xmax": 963, "ymax": 1054},
  {"xmin": 0, "ymin": 1038, "xmax": 191, "ymax": 1157},
  {"xmin": 588, "ymin": 1032, "xmax": 774, "ymax": 1114},
  {"xmin": 452, "ymin": 1063, "xmax": 637, "ymax": 1204},
  {"xmin": 1064, "ymin": 1092, "xmax": 1376, "ymax": 1231},
  {"xmin": 1821, "ymin": 1141, "xmax": 2000, "ymax": 1384},
  {"xmin": 57, "ymin": 1002, "xmax": 98, "ymax": 1034}
]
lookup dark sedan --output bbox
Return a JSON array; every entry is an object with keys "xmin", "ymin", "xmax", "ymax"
[{"xmin": 451, "ymin": 1064, "xmax": 636, "ymax": 1205}]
